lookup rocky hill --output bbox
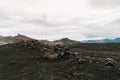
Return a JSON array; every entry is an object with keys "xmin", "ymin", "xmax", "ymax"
[
  {"xmin": 54, "ymin": 38, "xmax": 81, "ymax": 45},
  {"xmin": 0, "ymin": 34, "xmax": 33, "ymax": 45}
]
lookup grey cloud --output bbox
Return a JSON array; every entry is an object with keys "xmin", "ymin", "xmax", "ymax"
[
  {"xmin": 83, "ymin": 21, "xmax": 120, "ymax": 39},
  {"xmin": 89, "ymin": 0, "xmax": 120, "ymax": 8},
  {"xmin": 0, "ymin": 0, "xmax": 120, "ymax": 40},
  {"xmin": 82, "ymin": 33, "xmax": 100, "ymax": 38},
  {"xmin": 0, "ymin": 13, "xmax": 60, "ymax": 29},
  {"xmin": 0, "ymin": 17, "xmax": 17, "ymax": 28},
  {"xmin": 23, "ymin": 19, "xmax": 60, "ymax": 27},
  {"xmin": 111, "ymin": 19, "xmax": 120, "ymax": 25}
]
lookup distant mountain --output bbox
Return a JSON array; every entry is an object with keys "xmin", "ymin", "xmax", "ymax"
[
  {"xmin": 0, "ymin": 34, "xmax": 81, "ymax": 46},
  {"xmin": 54, "ymin": 38, "xmax": 81, "ymax": 45},
  {"xmin": 82, "ymin": 38, "xmax": 120, "ymax": 43},
  {"xmin": 38, "ymin": 38, "xmax": 81, "ymax": 45},
  {"xmin": 0, "ymin": 34, "xmax": 33, "ymax": 45}
]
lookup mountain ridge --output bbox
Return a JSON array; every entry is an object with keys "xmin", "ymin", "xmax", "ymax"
[
  {"xmin": 1, "ymin": 34, "xmax": 120, "ymax": 45},
  {"xmin": 82, "ymin": 37, "xmax": 120, "ymax": 43},
  {"xmin": 0, "ymin": 34, "xmax": 81, "ymax": 46}
]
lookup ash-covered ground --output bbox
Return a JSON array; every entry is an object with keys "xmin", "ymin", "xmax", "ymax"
[{"xmin": 0, "ymin": 40, "xmax": 120, "ymax": 80}]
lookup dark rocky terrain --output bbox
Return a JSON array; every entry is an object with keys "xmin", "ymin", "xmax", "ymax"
[{"xmin": 0, "ymin": 40, "xmax": 120, "ymax": 80}]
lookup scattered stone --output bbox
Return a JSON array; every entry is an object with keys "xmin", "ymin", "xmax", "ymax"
[
  {"xmin": 11, "ymin": 60, "xmax": 16, "ymax": 64},
  {"xmin": 74, "ymin": 52, "xmax": 79, "ymax": 55},
  {"xmin": 78, "ymin": 58, "xmax": 86, "ymax": 64},
  {"xmin": 68, "ymin": 68, "xmax": 72, "ymax": 71},
  {"xmin": 47, "ymin": 53, "xmax": 59, "ymax": 60},
  {"xmin": 105, "ymin": 61, "xmax": 114, "ymax": 67},
  {"xmin": 43, "ymin": 48, "xmax": 47, "ymax": 50},
  {"xmin": 73, "ymin": 72, "xmax": 80, "ymax": 76},
  {"xmin": 30, "ymin": 56, "xmax": 34, "ymax": 58},
  {"xmin": 105, "ymin": 58, "xmax": 117, "ymax": 67}
]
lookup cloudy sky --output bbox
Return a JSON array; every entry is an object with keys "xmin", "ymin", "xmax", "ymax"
[{"xmin": 0, "ymin": 0, "xmax": 120, "ymax": 41}]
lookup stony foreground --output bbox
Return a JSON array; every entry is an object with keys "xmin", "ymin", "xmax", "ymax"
[{"xmin": 0, "ymin": 40, "xmax": 120, "ymax": 80}]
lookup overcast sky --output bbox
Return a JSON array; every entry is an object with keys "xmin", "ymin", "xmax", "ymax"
[{"xmin": 0, "ymin": 0, "xmax": 120, "ymax": 41}]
